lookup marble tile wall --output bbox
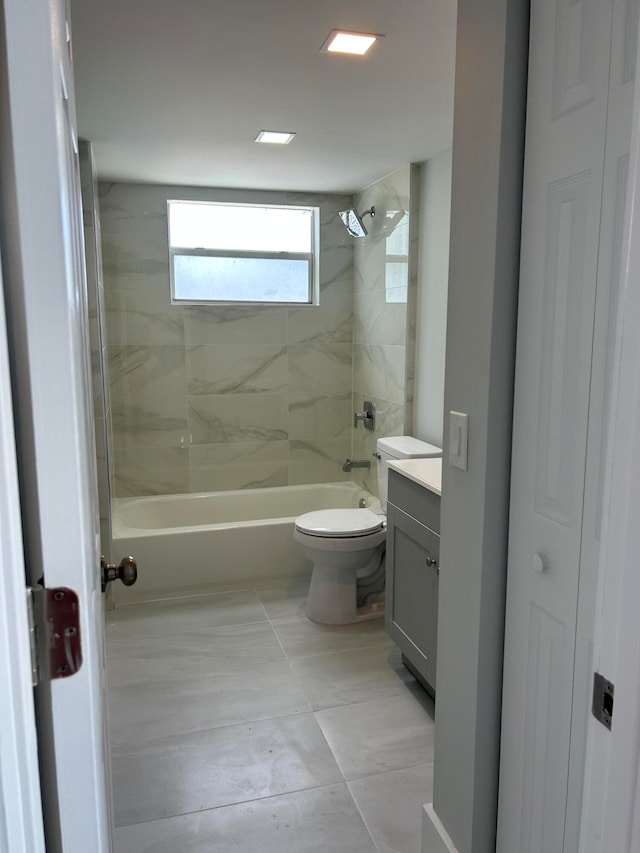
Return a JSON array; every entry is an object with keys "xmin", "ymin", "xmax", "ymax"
[
  {"xmin": 98, "ymin": 183, "xmax": 355, "ymax": 496},
  {"xmin": 79, "ymin": 142, "xmax": 113, "ymax": 561},
  {"xmin": 351, "ymin": 167, "xmax": 413, "ymax": 495}
]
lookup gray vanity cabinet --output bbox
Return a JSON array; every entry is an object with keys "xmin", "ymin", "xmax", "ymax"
[{"xmin": 385, "ymin": 469, "xmax": 440, "ymax": 694}]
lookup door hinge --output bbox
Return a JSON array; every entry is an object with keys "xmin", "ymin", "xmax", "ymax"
[
  {"xmin": 27, "ymin": 587, "xmax": 83, "ymax": 687},
  {"xmin": 592, "ymin": 672, "xmax": 615, "ymax": 731}
]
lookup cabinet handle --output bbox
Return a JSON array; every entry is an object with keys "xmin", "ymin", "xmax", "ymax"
[{"xmin": 425, "ymin": 556, "xmax": 438, "ymax": 568}]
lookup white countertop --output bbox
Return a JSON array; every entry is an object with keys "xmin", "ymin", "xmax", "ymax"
[{"xmin": 387, "ymin": 458, "xmax": 442, "ymax": 496}]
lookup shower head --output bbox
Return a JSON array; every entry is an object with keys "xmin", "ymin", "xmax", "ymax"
[{"xmin": 339, "ymin": 205, "xmax": 375, "ymax": 238}]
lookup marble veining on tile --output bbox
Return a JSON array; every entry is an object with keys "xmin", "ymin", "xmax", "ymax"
[
  {"xmin": 189, "ymin": 440, "xmax": 289, "ymax": 491},
  {"xmin": 353, "ymin": 343, "xmax": 406, "ymax": 406},
  {"xmin": 184, "ymin": 304, "xmax": 288, "ymax": 346},
  {"xmin": 288, "ymin": 392, "xmax": 352, "ymax": 440},
  {"xmin": 187, "ymin": 344, "xmax": 288, "ymax": 395},
  {"xmin": 287, "ymin": 293, "xmax": 353, "ymax": 345},
  {"xmin": 111, "ymin": 398, "xmax": 188, "ymax": 449},
  {"xmin": 113, "ymin": 445, "xmax": 189, "ymax": 498},
  {"xmin": 109, "ymin": 345, "xmax": 186, "ymax": 400},
  {"xmin": 106, "ymin": 290, "xmax": 185, "ymax": 346},
  {"xmin": 188, "ymin": 394, "xmax": 288, "ymax": 444},
  {"xmin": 288, "ymin": 343, "xmax": 353, "ymax": 395},
  {"xmin": 288, "ymin": 438, "xmax": 351, "ymax": 485}
]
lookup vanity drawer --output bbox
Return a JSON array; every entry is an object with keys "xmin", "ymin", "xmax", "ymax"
[{"xmin": 388, "ymin": 468, "xmax": 440, "ymax": 533}]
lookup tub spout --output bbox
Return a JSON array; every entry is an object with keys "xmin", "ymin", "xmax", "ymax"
[{"xmin": 343, "ymin": 458, "xmax": 371, "ymax": 472}]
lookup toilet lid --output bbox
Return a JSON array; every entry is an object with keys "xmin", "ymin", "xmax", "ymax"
[{"xmin": 295, "ymin": 508, "xmax": 384, "ymax": 538}]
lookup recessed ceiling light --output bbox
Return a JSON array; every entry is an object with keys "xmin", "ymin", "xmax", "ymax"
[
  {"xmin": 320, "ymin": 30, "xmax": 381, "ymax": 56},
  {"xmin": 255, "ymin": 130, "xmax": 296, "ymax": 145}
]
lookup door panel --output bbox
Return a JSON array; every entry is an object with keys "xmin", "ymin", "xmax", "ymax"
[
  {"xmin": 564, "ymin": 0, "xmax": 638, "ymax": 846},
  {"xmin": 0, "ymin": 0, "xmax": 111, "ymax": 850},
  {"xmin": 497, "ymin": 0, "xmax": 614, "ymax": 849}
]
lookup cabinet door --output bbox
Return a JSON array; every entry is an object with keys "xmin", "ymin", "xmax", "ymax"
[{"xmin": 386, "ymin": 504, "xmax": 439, "ymax": 690}]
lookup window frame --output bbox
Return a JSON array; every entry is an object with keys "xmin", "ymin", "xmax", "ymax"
[{"xmin": 167, "ymin": 199, "xmax": 320, "ymax": 307}]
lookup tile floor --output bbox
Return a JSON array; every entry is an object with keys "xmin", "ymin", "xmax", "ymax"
[{"xmin": 107, "ymin": 577, "xmax": 435, "ymax": 853}]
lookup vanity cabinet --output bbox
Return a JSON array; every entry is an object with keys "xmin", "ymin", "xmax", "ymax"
[{"xmin": 385, "ymin": 468, "xmax": 440, "ymax": 694}]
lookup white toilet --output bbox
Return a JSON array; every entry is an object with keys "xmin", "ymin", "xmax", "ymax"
[{"xmin": 294, "ymin": 436, "xmax": 442, "ymax": 625}]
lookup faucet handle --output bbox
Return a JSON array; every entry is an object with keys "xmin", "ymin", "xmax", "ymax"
[{"xmin": 353, "ymin": 401, "xmax": 376, "ymax": 431}]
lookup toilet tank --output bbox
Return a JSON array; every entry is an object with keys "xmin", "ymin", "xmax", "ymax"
[{"xmin": 376, "ymin": 436, "xmax": 442, "ymax": 512}]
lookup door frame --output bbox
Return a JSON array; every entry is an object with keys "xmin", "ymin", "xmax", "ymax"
[{"xmin": 0, "ymin": 250, "xmax": 45, "ymax": 853}]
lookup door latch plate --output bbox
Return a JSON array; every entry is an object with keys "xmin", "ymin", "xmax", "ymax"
[
  {"xmin": 28, "ymin": 587, "xmax": 82, "ymax": 686},
  {"xmin": 592, "ymin": 672, "xmax": 614, "ymax": 731}
]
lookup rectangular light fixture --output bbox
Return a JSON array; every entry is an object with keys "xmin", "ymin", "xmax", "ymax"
[
  {"xmin": 320, "ymin": 29, "xmax": 381, "ymax": 56},
  {"xmin": 255, "ymin": 130, "xmax": 296, "ymax": 145}
]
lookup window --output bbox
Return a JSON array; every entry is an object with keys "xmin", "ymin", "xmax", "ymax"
[{"xmin": 168, "ymin": 200, "xmax": 319, "ymax": 305}]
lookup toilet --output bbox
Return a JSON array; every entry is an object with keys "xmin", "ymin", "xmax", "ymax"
[{"xmin": 294, "ymin": 436, "xmax": 442, "ymax": 625}]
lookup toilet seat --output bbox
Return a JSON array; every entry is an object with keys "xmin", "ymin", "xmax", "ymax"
[{"xmin": 295, "ymin": 507, "xmax": 384, "ymax": 538}]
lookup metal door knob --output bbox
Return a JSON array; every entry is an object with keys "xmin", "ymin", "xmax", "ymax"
[
  {"xmin": 425, "ymin": 556, "xmax": 438, "ymax": 568},
  {"xmin": 101, "ymin": 556, "xmax": 138, "ymax": 592}
]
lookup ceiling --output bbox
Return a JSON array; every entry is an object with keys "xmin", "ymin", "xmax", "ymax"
[{"xmin": 70, "ymin": 0, "xmax": 457, "ymax": 194}]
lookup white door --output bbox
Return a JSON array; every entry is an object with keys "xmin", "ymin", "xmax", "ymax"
[
  {"xmin": 564, "ymin": 0, "xmax": 638, "ymax": 846},
  {"xmin": 497, "ymin": 0, "xmax": 637, "ymax": 850},
  {"xmin": 0, "ymin": 0, "xmax": 112, "ymax": 850}
]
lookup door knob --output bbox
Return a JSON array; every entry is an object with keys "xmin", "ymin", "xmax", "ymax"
[
  {"xmin": 425, "ymin": 556, "xmax": 438, "ymax": 568},
  {"xmin": 101, "ymin": 556, "xmax": 138, "ymax": 592},
  {"xmin": 531, "ymin": 553, "xmax": 547, "ymax": 574}
]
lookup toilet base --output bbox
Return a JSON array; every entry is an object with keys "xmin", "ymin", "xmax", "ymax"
[{"xmin": 305, "ymin": 562, "xmax": 385, "ymax": 625}]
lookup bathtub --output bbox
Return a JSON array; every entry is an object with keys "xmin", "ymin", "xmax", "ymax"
[{"xmin": 112, "ymin": 482, "xmax": 380, "ymax": 602}]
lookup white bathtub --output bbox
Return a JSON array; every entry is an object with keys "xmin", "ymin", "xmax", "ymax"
[{"xmin": 112, "ymin": 482, "xmax": 381, "ymax": 602}]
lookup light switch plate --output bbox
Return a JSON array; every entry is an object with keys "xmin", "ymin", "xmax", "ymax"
[{"xmin": 449, "ymin": 411, "xmax": 468, "ymax": 471}]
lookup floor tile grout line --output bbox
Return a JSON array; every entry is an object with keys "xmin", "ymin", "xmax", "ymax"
[
  {"xmin": 106, "ymin": 617, "xmax": 271, "ymax": 644},
  {"xmin": 345, "ymin": 757, "xmax": 436, "ymax": 785},
  {"xmin": 113, "ymin": 778, "xmax": 367, "ymax": 833},
  {"xmin": 312, "ymin": 710, "xmax": 350, "ymax": 783},
  {"xmin": 259, "ymin": 591, "xmax": 294, "ymax": 663},
  {"xmin": 112, "ymin": 587, "xmax": 258, "ymax": 609},
  {"xmin": 283, "ymin": 638, "xmax": 395, "ymax": 663},
  {"xmin": 109, "ymin": 708, "xmax": 319, "ymax": 760},
  {"xmin": 344, "ymin": 779, "xmax": 385, "ymax": 853}
]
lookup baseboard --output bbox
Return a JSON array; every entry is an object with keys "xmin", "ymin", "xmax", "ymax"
[{"xmin": 422, "ymin": 804, "xmax": 459, "ymax": 853}]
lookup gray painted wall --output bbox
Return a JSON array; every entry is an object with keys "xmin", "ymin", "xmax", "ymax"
[
  {"xmin": 432, "ymin": 0, "xmax": 529, "ymax": 851},
  {"xmin": 414, "ymin": 149, "xmax": 452, "ymax": 448}
]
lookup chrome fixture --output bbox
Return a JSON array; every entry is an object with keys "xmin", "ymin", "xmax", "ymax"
[
  {"xmin": 339, "ymin": 205, "xmax": 375, "ymax": 238},
  {"xmin": 354, "ymin": 400, "xmax": 376, "ymax": 430},
  {"xmin": 342, "ymin": 458, "xmax": 372, "ymax": 472}
]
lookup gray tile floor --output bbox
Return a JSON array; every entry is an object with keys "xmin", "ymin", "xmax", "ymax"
[{"xmin": 107, "ymin": 577, "xmax": 435, "ymax": 853}]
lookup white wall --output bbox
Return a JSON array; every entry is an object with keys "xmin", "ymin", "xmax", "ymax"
[
  {"xmin": 431, "ymin": 0, "xmax": 529, "ymax": 850},
  {"xmin": 414, "ymin": 149, "xmax": 453, "ymax": 447}
]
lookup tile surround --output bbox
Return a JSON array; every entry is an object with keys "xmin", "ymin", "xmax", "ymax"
[
  {"xmin": 352, "ymin": 166, "xmax": 413, "ymax": 494},
  {"xmin": 99, "ymin": 170, "xmax": 416, "ymax": 496},
  {"xmin": 100, "ymin": 183, "xmax": 355, "ymax": 495}
]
